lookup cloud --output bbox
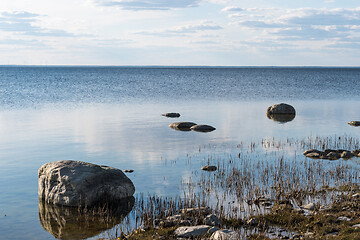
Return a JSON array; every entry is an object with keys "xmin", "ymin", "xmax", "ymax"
[
  {"xmin": 94, "ymin": 0, "xmax": 201, "ymax": 10},
  {"xmin": 227, "ymin": 7, "xmax": 360, "ymax": 42},
  {"xmin": 221, "ymin": 6, "xmax": 244, "ymax": 12},
  {"xmin": 0, "ymin": 11, "xmax": 76, "ymax": 37},
  {"xmin": 136, "ymin": 21, "xmax": 223, "ymax": 36}
]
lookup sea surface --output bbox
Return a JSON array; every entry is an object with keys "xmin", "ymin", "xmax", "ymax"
[{"xmin": 0, "ymin": 66, "xmax": 359, "ymax": 239}]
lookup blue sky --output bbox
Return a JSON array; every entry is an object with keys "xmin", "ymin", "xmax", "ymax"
[{"xmin": 0, "ymin": 0, "xmax": 360, "ymax": 65}]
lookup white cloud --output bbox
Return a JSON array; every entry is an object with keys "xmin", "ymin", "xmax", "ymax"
[
  {"xmin": 0, "ymin": 11, "xmax": 76, "ymax": 37},
  {"xmin": 93, "ymin": 0, "xmax": 201, "ymax": 10},
  {"xmin": 136, "ymin": 21, "xmax": 223, "ymax": 37}
]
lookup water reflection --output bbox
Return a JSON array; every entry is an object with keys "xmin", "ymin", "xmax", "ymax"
[
  {"xmin": 266, "ymin": 113, "xmax": 296, "ymax": 123},
  {"xmin": 38, "ymin": 197, "xmax": 134, "ymax": 240}
]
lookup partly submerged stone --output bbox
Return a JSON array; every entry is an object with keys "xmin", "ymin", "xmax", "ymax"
[
  {"xmin": 210, "ymin": 229, "xmax": 240, "ymax": 240},
  {"xmin": 348, "ymin": 121, "xmax": 360, "ymax": 126},
  {"xmin": 162, "ymin": 113, "xmax": 180, "ymax": 118},
  {"xmin": 201, "ymin": 165, "xmax": 217, "ymax": 171},
  {"xmin": 267, "ymin": 103, "xmax": 296, "ymax": 115},
  {"xmin": 190, "ymin": 124, "xmax": 216, "ymax": 132},
  {"xmin": 303, "ymin": 149, "xmax": 323, "ymax": 155},
  {"xmin": 169, "ymin": 122, "xmax": 197, "ymax": 131},
  {"xmin": 174, "ymin": 225, "xmax": 211, "ymax": 238},
  {"xmin": 38, "ymin": 160, "xmax": 135, "ymax": 206}
]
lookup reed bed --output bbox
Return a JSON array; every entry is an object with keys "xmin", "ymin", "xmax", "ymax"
[{"xmin": 102, "ymin": 135, "xmax": 360, "ymax": 238}]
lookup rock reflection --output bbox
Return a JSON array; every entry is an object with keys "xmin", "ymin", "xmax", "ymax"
[
  {"xmin": 39, "ymin": 197, "xmax": 134, "ymax": 240},
  {"xmin": 266, "ymin": 113, "xmax": 295, "ymax": 123}
]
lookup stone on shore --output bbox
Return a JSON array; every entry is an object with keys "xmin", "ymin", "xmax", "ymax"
[
  {"xmin": 302, "ymin": 203, "xmax": 315, "ymax": 210},
  {"xmin": 201, "ymin": 165, "xmax": 217, "ymax": 171},
  {"xmin": 162, "ymin": 113, "xmax": 180, "ymax": 118},
  {"xmin": 38, "ymin": 160, "xmax": 135, "ymax": 206},
  {"xmin": 174, "ymin": 225, "xmax": 211, "ymax": 238},
  {"xmin": 210, "ymin": 229, "xmax": 241, "ymax": 240},
  {"xmin": 348, "ymin": 121, "xmax": 360, "ymax": 126},
  {"xmin": 267, "ymin": 103, "xmax": 296, "ymax": 115},
  {"xmin": 169, "ymin": 122, "xmax": 197, "ymax": 131},
  {"xmin": 190, "ymin": 124, "xmax": 216, "ymax": 132}
]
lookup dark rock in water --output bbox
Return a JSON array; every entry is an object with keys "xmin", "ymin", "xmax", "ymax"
[
  {"xmin": 123, "ymin": 169, "xmax": 134, "ymax": 173},
  {"xmin": 325, "ymin": 151, "xmax": 340, "ymax": 160},
  {"xmin": 266, "ymin": 113, "xmax": 295, "ymax": 123},
  {"xmin": 348, "ymin": 121, "xmax": 360, "ymax": 126},
  {"xmin": 267, "ymin": 103, "xmax": 296, "ymax": 115},
  {"xmin": 39, "ymin": 197, "xmax": 134, "ymax": 240},
  {"xmin": 201, "ymin": 165, "xmax": 217, "ymax": 171},
  {"xmin": 352, "ymin": 150, "xmax": 360, "ymax": 157},
  {"xmin": 304, "ymin": 152, "xmax": 323, "ymax": 159},
  {"xmin": 340, "ymin": 151, "xmax": 355, "ymax": 159},
  {"xmin": 162, "ymin": 113, "xmax": 180, "ymax": 118},
  {"xmin": 303, "ymin": 149, "xmax": 322, "ymax": 155},
  {"xmin": 38, "ymin": 160, "xmax": 135, "ymax": 206},
  {"xmin": 169, "ymin": 122, "xmax": 197, "ymax": 131},
  {"xmin": 190, "ymin": 124, "xmax": 216, "ymax": 132}
]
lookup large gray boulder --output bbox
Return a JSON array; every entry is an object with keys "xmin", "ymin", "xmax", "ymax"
[
  {"xmin": 267, "ymin": 103, "xmax": 296, "ymax": 115},
  {"xmin": 38, "ymin": 160, "xmax": 135, "ymax": 206}
]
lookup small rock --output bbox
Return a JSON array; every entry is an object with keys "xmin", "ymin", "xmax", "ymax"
[
  {"xmin": 338, "ymin": 216, "xmax": 351, "ymax": 221},
  {"xmin": 247, "ymin": 217, "xmax": 258, "ymax": 226},
  {"xmin": 174, "ymin": 225, "xmax": 211, "ymax": 238},
  {"xmin": 204, "ymin": 214, "xmax": 221, "ymax": 226},
  {"xmin": 348, "ymin": 121, "xmax": 360, "ymax": 126},
  {"xmin": 201, "ymin": 165, "xmax": 217, "ymax": 171},
  {"xmin": 210, "ymin": 229, "xmax": 240, "ymax": 240},
  {"xmin": 302, "ymin": 203, "xmax": 315, "ymax": 210},
  {"xmin": 351, "ymin": 150, "xmax": 360, "ymax": 157},
  {"xmin": 169, "ymin": 122, "xmax": 197, "ymax": 131},
  {"xmin": 190, "ymin": 124, "xmax": 216, "ymax": 132},
  {"xmin": 303, "ymin": 149, "xmax": 322, "ymax": 155},
  {"xmin": 352, "ymin": 224, "xmax": 360, "ymax": 228},
  {"xmin": 162, "ymin": 113, "xmax": 180, "ymax": 118},
  {"xmin": 304, "ymin": 152, "xmax": 323, "ymax": 159},
  {"xmin": 166, "ymin": 214, "xmax": 183, "ymax": 221},
  {"xmin": 123, "ymin": 169, "xmax": 134, "ymax": 173},
  {"xmin": 351, "ymin": 193, "xmax": 360, "ymax": 198},
  {"xmin": 208, "ymin": 226, "xmax": 220, "ymax": 234},
  {"xmin": 340, "ymin": 151, "xmax": 355, "ymax": 159},
  {"xmin": 325, "ymin": 152, "xmax": 341, "ymax": 160}
]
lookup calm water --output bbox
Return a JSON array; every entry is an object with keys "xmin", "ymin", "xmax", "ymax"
[{"xmin": 0, "ymin": 66, "xmax": 359, "ymax": 239}]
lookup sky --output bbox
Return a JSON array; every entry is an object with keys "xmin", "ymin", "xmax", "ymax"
[{"xmin": 0, "ymin": 0, "xmax": 360, "ymax": 66}]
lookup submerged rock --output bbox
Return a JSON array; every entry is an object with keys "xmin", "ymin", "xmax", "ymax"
[
  {"xmin": 190, "ymin": 124, "xmax": 216, "ymax": 132},
  {"xmin": 162, "ymin": 113, "xmax": 180, "ymax": 118},
  {"xmin": 267, "ymin": 103, "xmax": 296, "ymax": 115},
  {"xmin": 174, "ymin": 225, "xmax": 211, "ymax": 238},
  {"xmin": 201, "ymin": 165, "xmax": 217, "ymax": 171},
  {"xmin": 38, "ymin": 160, "xmax": 135, "ymax": 206},
  {"xmin": 348, "ymin": 121, "xmax": 360, "ymax": 126},
  {"xmin": 169, "ymin": 122, "xmax": 197, "ymax": 131}
]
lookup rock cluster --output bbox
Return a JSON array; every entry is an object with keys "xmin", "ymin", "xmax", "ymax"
[
  {"xmin": 38, "ymin": 160, "xmax": 135, "ymax": 207},
  {"xmin": 303, "ymin": 149, "xmax": 360, "ymax": 160}
]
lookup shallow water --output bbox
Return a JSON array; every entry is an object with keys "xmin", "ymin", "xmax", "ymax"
[{"xmin": 0, "ymin": 67, "xmax": 359, "ymax": 239}]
